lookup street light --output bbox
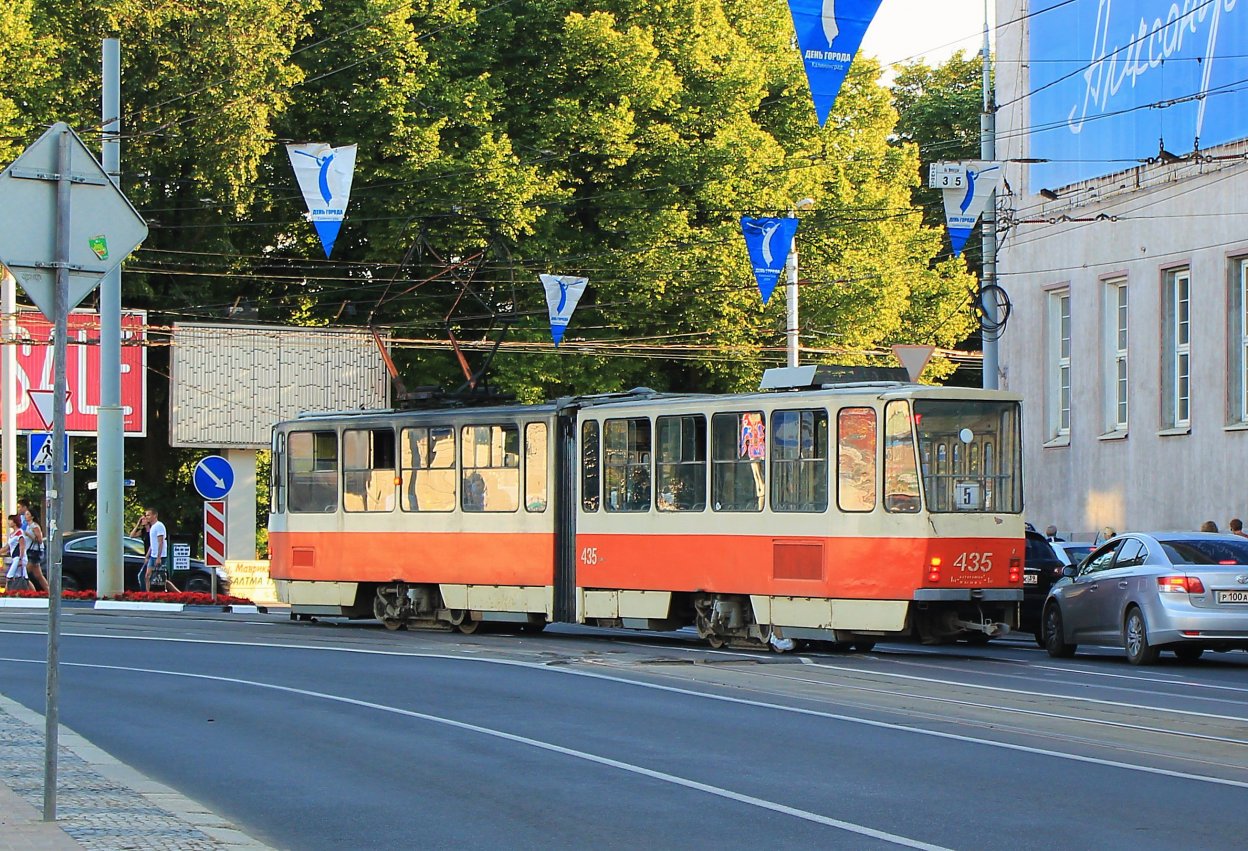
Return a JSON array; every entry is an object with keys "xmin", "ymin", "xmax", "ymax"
[{"xmin": 786, "ymin": 198, "xmax": 815, "ymax": 368}]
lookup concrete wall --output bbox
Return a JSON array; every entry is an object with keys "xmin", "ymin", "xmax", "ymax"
[{"xmin": 995, "ymin": 0, "xmax": 1248, "ymax": 538}]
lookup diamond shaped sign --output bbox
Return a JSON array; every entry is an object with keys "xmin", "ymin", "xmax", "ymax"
[{"xmin": 0, "ymin": 122, "xmax": 148, "ymax": 320}]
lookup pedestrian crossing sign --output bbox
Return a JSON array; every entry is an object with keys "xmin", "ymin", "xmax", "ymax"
[{"xmin": 28, "ymin": 433, "xmax": 68, "ymax": 474}]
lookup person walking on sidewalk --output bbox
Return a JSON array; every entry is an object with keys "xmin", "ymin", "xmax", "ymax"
[
  {"xmin": 141, "ymin": 508, "xmax": 178, "ymax": 593},
  {"xmin": 5, "ymin": 514, "xmax": 31, "ymax": 592},
  {"xmin": 20, "ymin": 506, "xmax": 49, "ymax": 594}
]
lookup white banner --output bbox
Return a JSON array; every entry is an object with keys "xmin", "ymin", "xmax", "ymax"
[
  {"xmin": 941, "ymin": 161, "xmax": 1001, "ymax": 257},
  {"xmin": 285, "ymin": 143, "xmax": 358, "ymax": 257},
  {"xmin": 539, "ymin": 274, "xmax": 589, "ymax": 346}
]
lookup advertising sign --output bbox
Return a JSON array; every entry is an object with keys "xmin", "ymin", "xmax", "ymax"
[
  {"xmin": 786, "ymin": 0, "xmax": 885, "ymax": 126},
  {"xmin": 740, "ymin": 216, "xmax": 799, "ymax": 305},
  {"xmin": 539, "ymin": 274, "xmax": 589, "ymax": 346},
  {"xmin": 286, "ymin": 143, "xmax": 358, "ymax": 258},
  {"xmin": 0, "ymin": 310, "xmax": 147, "ymax": 435},
  {"xmin": 1029, "ymin": 0, "xmax": 1247, "ymax": 188}
]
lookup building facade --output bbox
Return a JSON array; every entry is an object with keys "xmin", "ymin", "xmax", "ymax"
[{"xmin": 995, "ymin": 0, "xmax": 1248, "ymax": 537}]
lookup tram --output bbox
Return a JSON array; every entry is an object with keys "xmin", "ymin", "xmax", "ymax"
[{"xmin": 267, "ymin": 366, "xmax": 1025, "ymax": 648}]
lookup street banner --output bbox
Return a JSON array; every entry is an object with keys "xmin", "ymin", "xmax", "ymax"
[
  {"xmin": 540, "ymin": 274, "xmax": 589, "ymax": 346},
  {"xmin": 285, "ymin": 143, "xmax": 358, "ymax": 258},
  {"xmin": 786, "ymin": 0, "xmax": 884, "ymax": 126},
  {"xmin": 941, "ymin": 161, "xmax": 1001, "ymax": 257},
  {"xmin": 740, "ymin": 216, "xmax": 799, "ymax": 305}
]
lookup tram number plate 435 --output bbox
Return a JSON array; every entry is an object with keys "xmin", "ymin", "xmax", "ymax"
[{"xmin": 1217, "ymin": 590, "xmax": 1248, "ymax": 604}]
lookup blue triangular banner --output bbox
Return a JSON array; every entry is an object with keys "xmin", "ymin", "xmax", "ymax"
[
  {"xmin": 313, "ymin": 220, "xmax": 343, "ymax": 259},
  {"xmin": 741, "ymin": 216, "xmax": 799, "ymax": 305},
  {"xmin": 787, "ymin": 0, "xmax": 884, "ymax": 126},
  {"xmin": 540, "ymin": 274, "xmax": 589, "ymax": 347}
]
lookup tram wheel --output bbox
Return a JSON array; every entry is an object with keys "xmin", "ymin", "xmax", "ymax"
[
  {"xmin": 852, "ymin": 641, "xmax": 876, "ymax": 652},
  {"xmin": 382, "ymin": 618, "xmax": 405, "ymax": 631},
  {"xmin": 457, "ymin": 618, "xmax": 481, "ymax": 635}
]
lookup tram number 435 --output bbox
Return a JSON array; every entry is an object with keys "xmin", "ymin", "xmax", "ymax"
[
  {"xmin": 580, "ymin": 547, "xmax": 601, "ymax": 565},
  {"xmin": 953, "ymin": 552, "xmax": 992, "ymax": 572}
]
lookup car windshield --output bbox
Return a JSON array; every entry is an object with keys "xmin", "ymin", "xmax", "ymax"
[
  {"xmin": 913, "ymin": 399, "xmax": 1022, "ymax": 513},
  {"xmin": 1160, "ymin": 539, "xmax": 1248, "ymax": 565},
  {"xmin": 1060, "ymin": 545, "xmax": 1094, "ymax": 562}
]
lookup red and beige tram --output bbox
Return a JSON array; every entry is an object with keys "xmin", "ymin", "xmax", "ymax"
[{"xmin": 268, "ymin": 367, "xmax": 1025, "ymax": 648}]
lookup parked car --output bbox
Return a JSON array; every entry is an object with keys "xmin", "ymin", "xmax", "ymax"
[
  {"xmin": 59, "ymin": 532, "xmax": 229, "ymax": 594},
  {"xmin": 1051, "ymin": 541, "xmax": 1095, "ymax": 569},
  {"xmin": 1021, "ymin": 530, "xmax": 1065, "ymax": 644},
  {"xmin": 1043, "ymin": 532, "xmax": 1248, "ymax": 664}
]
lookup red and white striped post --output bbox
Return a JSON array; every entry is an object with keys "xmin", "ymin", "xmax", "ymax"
[{"xmin": 203, "ymin": 499, "xmax": 226, "ymax": 600}]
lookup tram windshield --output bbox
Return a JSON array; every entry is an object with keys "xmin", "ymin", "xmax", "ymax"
[{"xmin": 912, "ymin": 399, "xmax": 1022, "ymax": 513}]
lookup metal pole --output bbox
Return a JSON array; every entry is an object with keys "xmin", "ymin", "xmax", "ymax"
[
  {"xmin": 980, "ymin": 10, "xmax": 999, "ymax": 390},
  {"xmin": 98, "ymin": 38, "xmax": 125, "ymax": 597},
  {"xmin": 1, "ymin": 267, "xmax": 15, "ymax": 518},
  {"xmin": 44, "ymin": 126, "xmax": 71, "ymax": 823},
  {"xmin": 785, "ymin": 211, "xmax": 799, "ymax": 368}
]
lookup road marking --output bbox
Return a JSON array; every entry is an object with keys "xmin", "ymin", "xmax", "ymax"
[
  {"xmin": 4, "ymin": 630, "xmax": 1248, "ymax": 790},
  {"xmin": 0, "ymin": 656, "xmax": 948, "ymax": 851},
  {"xmin": 1028, "ymin": 662, "xmax": 1248, "ymax": 695}
]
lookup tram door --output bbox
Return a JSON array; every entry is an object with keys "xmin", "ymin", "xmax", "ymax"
[{"xmin": 552, "ymin": 411, "xmax": 578, "ymax": 623}]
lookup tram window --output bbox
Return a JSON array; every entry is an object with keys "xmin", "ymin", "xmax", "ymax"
[
  {"xmin": 711, "ymin": 411, "xmax": 765, "ymax": 512},
  {"xmin": 883, "ymin": 401, "xmax": 921, "ymax": 513},
  {"xmin": 343, "ymin": 429, "xmax": 396, "ymax": 512},
  {"xmin": 288, "ymin": 430, "xmax": 338, "ymax": 513},
  {"xmin": 837, "ymin": 407, "xmax": 877, "ymax": 512},
  {"xmin": 771, "ymin": 409, "xmax": 828, "ymax": 512},
  {"xmin": 271, "ymin": 431, "xmax": 285, "ymax": 514},
  {"xmin": 604, "ymin": 418, "xmax": 652, "ymax": 512},
  {"xmin": 582, "ymin": 420, "xmax": 601, "ymax": 511},
  {"xmin": 525, "ymin": 422, "xmax": 548, "ymax": 512},
  {"xmin": 656, "ymin": 415, "xmax": 706, "ymax": 512},
  {"xmin": 400, "ymin": 426, "xmax": 455, "ymax": 512},
  {"xmin": 461, "ymin": 424, "xmax": 520, "ymax": 512}
]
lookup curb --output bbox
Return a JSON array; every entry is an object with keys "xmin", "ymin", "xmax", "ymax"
[{"xmin": 1, "ymin": 598, "xmax": 270, "ymax": 614}]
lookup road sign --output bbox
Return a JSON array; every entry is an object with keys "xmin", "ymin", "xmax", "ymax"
[
  {"xmin": 203, "ymin": 500, "xmax": 226, "ymax": 568},
  {"xmin": 28, "ymin": 433, "xmax": 69, "ymax": 474},
  {"xmin": 891, "ymin": 344, "xmax": 936, "ymax": 383},
  {"xmin": 171, "ymin": 542, "xmax": 191, "ymax": 572},
  {"xmin": 193, "ymin": 455, "xmax": 235, "ymax": 500},
  {"xmin": 0, "ymin": 123, "xmax": 148, "ymax": 320},
  {"xmin": 27, "ymin": 388, "xmax": 71, "ymax": 432}
]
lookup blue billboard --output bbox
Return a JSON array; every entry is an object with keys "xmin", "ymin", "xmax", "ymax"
[{"xmin": 1028, "ymin": 0, "xmax": 1247, "ymax": 189}]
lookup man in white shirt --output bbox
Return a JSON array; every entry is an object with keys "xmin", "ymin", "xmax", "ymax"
[{"xmin": 142, "ymin": 508, "xmax": 172, "ymax": 592}]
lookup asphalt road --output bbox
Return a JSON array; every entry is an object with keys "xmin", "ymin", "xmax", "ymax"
[{"xmin": 1, "ymin": 610, "xmax": 1246, "ymax": 850}]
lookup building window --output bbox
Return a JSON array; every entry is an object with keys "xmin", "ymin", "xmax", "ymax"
[
  {"xmin": 1162, "ymin": 268, "xmax": 1191, "ymax": 428},
  {"xmin": 524, "ymin": 423, "xmax": 548, "ymax": 512},
  {"xmin": 1231, "ymin": 258, "xmax": 1248, "ymax": 424},
  {"xmin": 1047, "ymin": 289, "xmax": 1071, "ymax": 439},
  {"xmin": 770, "ymin": 408, "xmax": 828, "ymax": 512},
  {"xmin": 343, "ymin": 428, "xmax": 396, "ymax": 512},
  {"xmin": 837, "ymin": 407, "xmax": 877, "ymax": 512},
  {"xmin": 582, "ymin": 421, "xmax": 600, "ymax": 511},
  {"xmin": 400, "ymin": 426, "xmax": 456, "ymax": 512},
  {"xmin": 461, "ymin": 424, "xmax": 520, "ymax": 512},
  {"xmin": 288, "ymin": 431, "xmax": 338, "ymax": 513},
  {"xmin": 656, "ymin": 414, "xmax": 706, "ymax": 512},
  {"xmin": 1104, "ymin": 279, "xmax": 1128, "ymax": 432},
  {"xmin": 711, "ymin": 411, "xmax": 765, "ymax": 512},
  {"xmin": 604, "ymin": 418, "xmax": 651, "ymax": 512}
]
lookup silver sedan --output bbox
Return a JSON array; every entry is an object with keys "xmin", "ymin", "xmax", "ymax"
[{"xmin": 1042, "ymin": 532, "xmax": 1248, "ymax": 664}]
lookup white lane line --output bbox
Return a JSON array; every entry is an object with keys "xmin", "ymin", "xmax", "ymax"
[
  {"xmin": 3, "ymin": 632, "xmax": 1248, "ymax": 791},
  {"xmin": 0, "ymin": 657, "xmax": 947, "ymax": 851},
  {"xmin": 1028, "ymin": 663, "xmax": 1248, "ymax": 695}
]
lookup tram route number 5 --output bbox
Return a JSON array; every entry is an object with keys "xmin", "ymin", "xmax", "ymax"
[
  {"xmin": 580, "ymin": 547, "xmax": 600, "ymax": 565},
  {"xmin": 954, "ymin": 552, "xmax": 992, "ymax": 572}
]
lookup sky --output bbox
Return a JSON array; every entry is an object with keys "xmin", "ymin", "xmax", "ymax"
[{"xmin": 859, "ymin": 0, "xmax": 995, "ymax": 68}]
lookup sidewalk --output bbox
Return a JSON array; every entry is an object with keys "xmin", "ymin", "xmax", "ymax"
[{"xmin": 0, "ymin": 694, "xmax": 273, "ymax": 851}]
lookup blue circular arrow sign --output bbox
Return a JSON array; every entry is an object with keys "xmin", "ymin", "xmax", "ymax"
[{"xmin": 193, "ymin": 455, "xmax": 235, "ymax": 500}]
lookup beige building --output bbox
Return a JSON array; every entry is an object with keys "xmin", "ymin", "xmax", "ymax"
[{"xmin": 995, "ymin": 0, "xmax": 1248, "ymax": 537}]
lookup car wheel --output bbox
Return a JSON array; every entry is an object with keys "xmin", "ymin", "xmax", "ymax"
[
  {"xmin": 185, "ymin": 577, "xmax": 211, "ymax": 593},
  {"xmin": 1033, "ymin": 629, "xmax": 1046, "ymax": 648},
  {"xmin": 1124, "ymin": 607, "xmax": 1160, "ymax": 666},
  {"xmin": 1173, "ymin": 645, "xmax": 1204, "ymax": 663},
  {"xmin": 1043, "ymin": 604, "xmax": 1077, "ymax": 658},
  {"xmin": 60, "ymin": 574, "xmax": 81, "ymax": 592}
]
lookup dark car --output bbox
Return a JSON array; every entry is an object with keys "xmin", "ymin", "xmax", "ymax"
[
  {"xmin": 59, "ymin": 532, "xmax": 229, "ymax": 594},
  {"xmin": 1022, "ymin": 530, "xmax": 1065, "ymax": 644}
]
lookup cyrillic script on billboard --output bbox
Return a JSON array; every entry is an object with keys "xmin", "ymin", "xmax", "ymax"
[{"xmin": 1029, "ymin": 0, "xmax": 1245, "ymax": 189}]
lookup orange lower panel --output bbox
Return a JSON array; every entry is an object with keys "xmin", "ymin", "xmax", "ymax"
[
  {"xmin": 577, "ymin": 534, "xmax": 1024, "ymax": 599},
  {"xmin": 270, "ymin": 531, "xmax": 555, "ymax": 586}
]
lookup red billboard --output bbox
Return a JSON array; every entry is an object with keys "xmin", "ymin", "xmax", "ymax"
[{"xmin": 1, "ymin": 310, "xmax": 147, "ymax": 436}]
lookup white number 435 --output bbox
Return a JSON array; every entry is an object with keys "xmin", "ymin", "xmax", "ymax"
[{"xmin": 954, "ymin": 552, "xmax": 992, "ymax": 572}]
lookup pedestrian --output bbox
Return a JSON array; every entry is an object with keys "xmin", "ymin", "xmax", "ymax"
[
  {"xmin": 21, "ymin": 506, "xmax": 49, "ymax": 594},
  {"xmin": 5, "ymin": 514, "xmax": 31, "ymax": 592},
  {"xmin": 1044, "ymin": 524, "xmax": 1064, "ymax": 542},
  {"xmin": 141, "ymin": 508, "xmax": 178, "ymax": 593},
  {"xmin": 1229, "ymin": 518, "xmax": 1248, "ymax": 539},
  {"xmin": 1200, "ymin": 520, "xmax": 1219, "ymax": 533}
]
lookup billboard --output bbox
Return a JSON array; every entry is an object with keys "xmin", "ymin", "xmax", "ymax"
[
  {"xmin": 0, "ymin": 310, "xmax": 147, "ymax": 435},
  {"xmin": 169, "ymin": 323, "xmax": 390, "ymax": 448},
  {"xmin": 1028, "ymin": 0, "xmax": 1247, "ymax": 189}
]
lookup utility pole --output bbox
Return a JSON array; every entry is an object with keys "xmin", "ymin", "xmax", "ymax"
[
  {"xmin": 1, "ymin": 267, "xmax": 15, "ymax": 518},
  {"xmin": 97, "ymin": 38, "xmax": 124, "ymax": 596},
  {"xmin": 980, "ymin": 9, "xmax": 999, "ymax": 390},
  {"xmin": 785, "ymin": 198, "xmax": 814, "ymax": 368}
]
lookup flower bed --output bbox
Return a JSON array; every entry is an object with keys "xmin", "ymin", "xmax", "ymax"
[{"xmin": 1, "ymin": 588, "xmax": 255, "ymax": 606}]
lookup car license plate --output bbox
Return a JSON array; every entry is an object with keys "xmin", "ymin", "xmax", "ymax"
[
  {"xmin": 1217, "ymin": 590, "xmax": 1248, "ymax": 604},
  {"xmin": 1023, "ymin": 574, "xmax": 1038, "ymax": 585}
]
